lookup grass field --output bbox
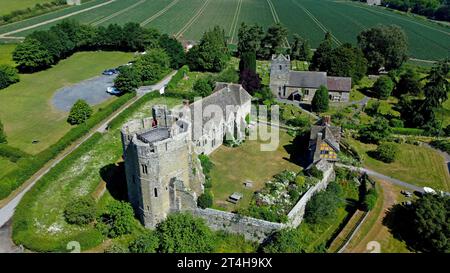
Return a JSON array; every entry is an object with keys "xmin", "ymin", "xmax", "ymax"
[
  {"xmin": 0, "ymin": 43, "xmax": 16, "ymax": 66},
  {"xmin": 347, "ymin": 138, "xmax": 450, "ymax": 191},
  {"xmin": 0, "ymin": 0, "xmax": 54, "ymax": 16},
  {"xmin": 209, "ymin": 125, "xmax": 301, "ymax": 212},
  {"xmin": 0, "ymin": 0, "xmax": 448, "ymax": 60},
  {"xmin": 0, "ymin": 51, "xmax": 133, "ymax": 154}
]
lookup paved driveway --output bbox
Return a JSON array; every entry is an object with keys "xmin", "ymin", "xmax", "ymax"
[{"xmin": 52, "ymin": 74, "xmax": 117, "ymax": 112}]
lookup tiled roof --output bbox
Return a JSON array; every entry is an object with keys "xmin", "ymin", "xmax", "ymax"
[
  {"xmin": 287, "ymin": 71, "xmax": 327, "ymax": 89},
  {"xmin": 326, "ymin": 76, "xmax": 352, "ymax": 92}
]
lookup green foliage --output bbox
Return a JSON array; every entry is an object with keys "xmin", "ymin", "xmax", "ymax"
[
  {"xmin": 258, "ymin": 23, "xmax": 288, "ymax": 59},
  {"xmin": 13, "ymin": 38, "xmax": 53, "ymax": 72},
  {"xmin": 0, "ymin": 144, "xmax": 29, "ymax": 162},
  {"xmin": 129, "ymin": 231, "xmax": 160, "ymax": 253},
  {"xmin": 64, "ymin": 196, "xmax": 97, "ymax": 226},
  {"xmin": 423, "ymin": 59, "xmax": 449, "ymax": 108},
  {"xmin": 198, "ymin": 190, "xmax": 213, "ymax": 209},
  {"xmin": 237, "ymin": 22, "xmax": 264, "ymax": 56},
  {"xmin": 157, "ymin": 213, "xmax": 215, "ymax": 253},
  {"xmin": 67, "ymin": 99, "xmax": 93, "ymax": 125},
  {"xmin": 357, "ymin": 25, "xmax": 408, "ymax": 73},
  {"xmin": 159, "ymin": 33, "xmax": 186, "ymax": 69},
  {"xmin": 306, "ymin": 165, "xmax": 323, "ymax": 180},
  {"xmin": 311, "ymin": 85, "xmax": 329, "ymax": 113},
  {"xmin": 358, "ymin": 116, "xmax": 391, "ymax": 144},
  {"xmin": 134, "ymin": 48, "xmax": 171, "ymax": 85},
  {"xmin": 363, "ymin": 188, "xmax": 378, "ymax": 211},
  {"xmin": 263, "ymin": 228, "xmax": 305, "ymax": 253},
  {"xmin": 253, "ymin": 86, "xmax": 275, "ymax": 105},
  {"xmin": 100, "ymin": 200, "xmax": 135, "ymax": 238},
  {"xmin": 389, "ymin": 118, "xmax": 404, "ymax": 128},
  {"xmin": 430, "ymin": 139, "xmax": 450, "ymax": 154},
  {"xmin": 0, "ymin": 119, "xmax": 6, "ymax": 144},
  {"xmin": 304, "ymin": 182, "xmax": 344, "ymax": 224},
  {"xmin": 373, "ymin": 75, "xmax": 394, "ymax": 100},
  {"xmin": 412, "ymin": 194, "xmax": 450, "ymax": 252},
  {"xmin": 199, "ymin": 154, "xmax": 214, "ymax": 175},
  {"xmin": 310, "ymin": 32, "xmax": 333, "ymax": 71},
  {"xmin": 394, "ymin": 68, "xmax": 422, "ymax": 97},
  {"xmin": 239, "ymin": 51, "xmax": 257, "ymax": 73},
  {"xmin": 290, "ymin": 34, "xmax": 311, "ymax": 61},
  {"xmin": 114, "ymin": 65, "xmax": 142, "ymax": 93},
  {"xmin": 193, "ymin": 77, "xmax": 214, "ymax": 97},
  {"xmin": 0, "ymin": 0, "xmax": 67, "ymax": 25},
  {"xmin": 215, "ymin": 66, "xmax": 239, "ymax": 83},
  {"xmin": 373, "ymin": 142, "xmax": 398, "ymax": 163},
  {"xmin": 0, "ymin": 64, "xmax": 19, "ymax": 89},
  {"xmin": 166, "ymin": 65, "xmax": 189, "ymax": 91},
  {"xmin": 328, "ymin": 43, "xmax": 367, "ymax": 84},
  {"xmin": 187, "ymin": 26, "xmax": 230, "ymax": 72}
]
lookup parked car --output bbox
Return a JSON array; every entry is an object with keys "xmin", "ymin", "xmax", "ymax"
[
  {"xmin": 423, "ymin": 187, "xmax": 436, "ymax": 194},
  {"xmin": 102, "ymin": 69, "xmax": 118, "ymax": 75},
  {"xmin": 106, "ymin": 87, "xmax": 122, "ymax": 95}
]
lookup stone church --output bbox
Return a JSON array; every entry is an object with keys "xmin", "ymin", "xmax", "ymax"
[
  {"xmin": 120, "ymin": 83, "xmax": 252, "ymax": 228},
  {"xmin": 269, "ymin": 54, "xmax": 352, "ymax": 103}
]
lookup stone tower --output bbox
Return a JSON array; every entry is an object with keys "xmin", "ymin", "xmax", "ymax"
[
  {"xmin": 269, "ymin": 54, "xmax": 290, "ymax": 97},
  {"xmin": 121, "ymin": 105, "xmax": 202, "ymax": 228}
]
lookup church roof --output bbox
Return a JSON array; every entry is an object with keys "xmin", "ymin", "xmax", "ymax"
[
  {"xmin": 287, "ymin": 71, "xmax": 327, "ymax": 89},
  {"xmin": 326, "ymin": 76, "xmax": 352, "ymax": 92}
]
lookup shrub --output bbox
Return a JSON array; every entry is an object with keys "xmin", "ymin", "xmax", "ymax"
[
  {"xmin": 311, "ymin": 85, "xmax": 329, "ymax": 113},
  {"xmin": 373, "ymin": 76, "xmax": 394, "ymax": 100},
  {"xmin": 430, "ymin": 140, "xmax": 450, "ymax": 154},
  {"xmin": 64, "ymin": 196, "xmax": 97, "ymax": 225},
  {"xmin": 114, "ymin": 66, "xmax": 141, "ymax": 93},
  {"xmin": 306, "ymin": 165, "xmax": 323, "ymax": 180},
  {"xmin": 197, "ymin": 190, "xmax": 213, "ymax": 209},
  {"xmin": 391, "ymin": 127, "xmax": 425, "ymax": 136},
  {"xmin": 129, "ymin": 231, "xmax": 159, "ymax": 253},
  {"xmin": 0, "ymin": 64, "xmax": 19, "ymax": 89},
  {"xmin": 166, "ymin": 65, "xmax": 189, "ymax": 91},
  {"xmin": 373, "ymin": 142, "xmax": 398, "ymax": 163},
  {"xmin": 67, "ymin": 99, "xmax": 93, "ymax": 125},
  {"xmin": 193, "ymin": 77, "xmax": 213, "ymax": 97},
  {"xmin": 0, "ymin": 145, "xmax": 29, "ymax": 162},
  {"xmin": 363, "ymin": 188, "xmax": 378, "ymax": 211},
  {"xmin": 358, "ymin": 117, "xmax": 391, "ymax": 144},
  {"xmin": 304, "ymin": 182, "xmax": 343, "ymax": 224},
  {"xmin": 389, "ymin": 118, "xmax": 404, "ymax": 128},
  {"xmin": 101, "ymin": 200, "xmax": 135, "ymax": 238},
  {"xmin": 198, "ymin": 154, "xmax": 213, "ymax": 175}
]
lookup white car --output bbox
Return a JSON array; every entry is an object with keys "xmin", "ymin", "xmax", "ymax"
[
  {"xmin": 423, "ymin": 187, "xmax": 436, "ymax": 194},
  {"xmin": 106, "ymin": 87, "xmax": 121, "ymax": 95}
]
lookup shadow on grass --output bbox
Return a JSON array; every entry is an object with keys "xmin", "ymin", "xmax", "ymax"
[
  {"xmin": 99, "ymin": 162, "xmax": 128, "ymax": 201},
  {"xmin": 382, "ymin": 204, "xmax": 417, "ymax": 252}
]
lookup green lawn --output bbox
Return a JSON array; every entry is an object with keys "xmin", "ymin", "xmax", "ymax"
[
  {"xmin": 13, "ymin": 96, "xmax": 182, "ymax": 252},
  {"xmin": 0, "ymin": 43, "xmax": 16, "ymax": 66},
  {"xmin": 0, "ymin": 0, "xmax": 54, "ymax": 16},
  {"xmin": 209, "ymin": 125, "xmax": 301, "ymax": 212},
  {"xmin": 348, "ymin": 138, "xmax": 450, "ymax": 191},
  {"xmin": 0, "ymin": 157, "xmax": 18, "ymax": 177},
  {"xmin": 0, "ymin": 51, "xmax": 133, "ymax": 154}
]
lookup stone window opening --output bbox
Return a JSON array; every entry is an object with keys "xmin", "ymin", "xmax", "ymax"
[
  {"xmin": 154, "ymin": 188, "xmax": 158, "ymax": 197},
  {"xmin": 142, "ymin": 164, "xmax": 148, "ymax": 174}
]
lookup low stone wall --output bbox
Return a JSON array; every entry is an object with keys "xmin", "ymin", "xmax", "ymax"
[{"xmin": 192, "ymin": 208, "xmax": 285, "ymax": 242}]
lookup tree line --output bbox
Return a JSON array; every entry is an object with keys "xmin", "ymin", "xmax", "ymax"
[{"xmin": 381, "ymin": 0, "xmax": 450, "ymax": 22}]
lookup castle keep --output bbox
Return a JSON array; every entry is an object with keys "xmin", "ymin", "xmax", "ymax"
[{"xmin": 121, "ymin": 83, "xmax": 252, "ymax": 228}]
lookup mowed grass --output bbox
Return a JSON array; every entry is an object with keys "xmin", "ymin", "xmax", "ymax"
[
  {"xmin": 0, "ymin": 43, "xmax": 16, "ymax": 66},
  {"xmin": 209, "ymin": 125, "xmax": 301, "ymax": 212},
  {"xmin": 13, "ymin": 96, "xmax": 181, "ymax": 252},
  {"xmin": 0, "ymin": 51, "xmax": 133, "ymax": 154},
  {"xmin": 347, "ymin": 138, "xmax": 450, "ymax": 191},
  {"xmin": 0, "ymin": 0, "xmax": 53, "ymax": 16}
]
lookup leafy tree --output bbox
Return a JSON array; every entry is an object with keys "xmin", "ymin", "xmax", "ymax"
[
  {"xmin": 306, "ymin": 165, "xmax": 323, "ymax": 180},
  {"xmin": 64, "ymin": 196, "xmax": 97, "ymax": 225},
  {"xmin": 412, "ymin": 194, "xmax": 450, "ymax": 252},
  {"xmin": 193, "ymin": 77, "xmax": 214, "ymax": 97},
  {"xmin": 135, "ymin": 48, "xmax": 171, "ymax": 84},
  {"xmin": 311, "ymin": 85, "xmax": 329, "ymax": 113},
  {"xmin": 0, "ymin": 119, "xmax": 7, "ymax": 144},
  {"xmin": 328, "ymin": 43, "xmax": 367, "ymax": 84},
  {"xmin": 157, "ymin": 213, "xmax": 214, "ymax": 253},
  {"xmin": 358, "ymin": 116, "xmax": 391, "ymax": 144},
  {"xmin": 373, "ymin": 75, "xmax": 395, "ymax": 100},
  {"xmin": 239, "ymin": 69, "xmax": 261, "ymax": 95},
  {"xmin": 237, "ymin": 23, "xmax": 264, "ymax": 56},
  {"xmin": 67, "ymin": 99, "xmax": 93, "ymax": 125},
  {"xmin": 129, "ymin": 231, "xmax": 159, "ymax": 253},
  {"xmin": 102, "ymin": 200, "xmax": 135, "ymax": 238},
  {"xmin": 258, "ymin": 23, "xmax": 288, "ymax": 59},
  {"xmin": 373, "ymin": 142, "xmax": 398, "ymax": 163},
  {"xmin": 197, "ymin": 190, "xmax": 213, "ymax": 209},
  {"xmin": 310, "ymin": 32, "xmax": 333, "ymax": 71},
  {"xmin": 13, "ymin": 38, "xmax": 53, "ymax": 72},
  {"xmin": 394, "ymin": 68, "xmax": 422, "ymax": 97},
  {"xmin": 159, "ymin": 34, "xmax": 186, "ymax": 69},
  {"xmin": 239, "ymin": 51, "xmax": 256, "ymax": 73},
  {"xmin": 187, "ymin": 26, "xmax": 230, "ymax": 72},
  {"xmin": 357, "ymin": 25, "xmax": 408, "ymax": 73},
  {"xmin": 262, "ymin": 228, "xmax": 305, "ymax": 253},
  {"xmin": 0, "ymin": 65, "xmax": 19, "ymax": 89},
  {"xmin": 363, "ymin": 188, "xmax": 378, "ymax": 211},
  {"xmin": 304, "ymin": 182, "xmax": 343, "ymax": 224},
  {"xmin": 254, "ymin": 86, "xmax": 275, "ymax": 105},
  {"xmin": 122, "ymin": 22, "xmax": 157, "ymax": 52},
  {"xmin": 28, "ymin": 30, "xmax": 66, "ymax": 61},
  {"xmin": 423, "ymin": 59, "xmax": 449, "ymax": 108},
  {"xmin": 114, "ymin": 66, "xmax": 141, "ymax": 93},
  {"xmin": 215, "ymin": 66, "xmax": 239, "ymax": 83}
]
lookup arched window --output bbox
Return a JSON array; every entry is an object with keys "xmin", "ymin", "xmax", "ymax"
[{"xmin": 154, "ymin": 188, "xmax": 158, "ymax": 197}]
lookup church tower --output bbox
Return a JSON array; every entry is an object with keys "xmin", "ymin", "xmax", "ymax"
[{"xmin": 269, "ymin": 54, "xmax": 290, "ymax": 98}]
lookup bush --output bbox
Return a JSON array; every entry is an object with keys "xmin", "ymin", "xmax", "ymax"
[
  {"xmin": 391, "ymin": 127, "xmax": 425, "ymax": 136},
  {"xmin": 311, "ymin": 85, "xmax": 329, "ymax": 113},
  {"xmin": 114, "ymin": 66, "xmax": 142, "ymax": 93},
  {"xmin": 363, "ymin": 188, "xmax": 378, "ymax": 211},
  {"xmin": 193, "ymin": 77, "xmax": 214, "ymax": 97},
  {"xmin": 67, "ymin": 99, "xmax": 93, "ymax": 125},
  {"xmin": 100, "ymin": 200, "xmax": 135, "ymax": 238},
  {"xmin": 129, "ymin": 231, "xmax": 159, "ymax": 253},
  {"xmin": 0, "ymin": 145, "xmax": 29, "ymax": 162},
  {"xmin": 306, "ymin": 165, "xmax": 323, "ymax": 180},
  {"xmin": 64, "ymin": 196, "xmax": 97, "ymax": 225},
  {"xmin": 358, "ymin": 117, "xmax": 391, "ymax": 144},
  {"xmin": 198, "ymin": 190, "xmax": 213, "ymax": 209},
  {"xmin": 304, "ymin": 182, "xmax": 344, "ymax": 224},
  {"xmin": 373, "ymin": 142, "xmax": 398, "ymax": 163},
  {"xmin": 0, "ymin": 64, "xmax": 19, "ymax": 89},
  {"xmin": 373, "ymin": 76, "xmax": 394, "ymax": 100},
  {"xmin": 198, "ymin": 154, "xmax": 213, "ymax": 175},
  {"xmin": 166, "ymin": 65, "xmax": 189, "ymax": 91},
  {"xmin": 389, "ymin": 118, "xmax": 404, "ymax": 128},
  {"xmin": 430, "ymin": 139, "xmax": 450, "ymax": 154}
]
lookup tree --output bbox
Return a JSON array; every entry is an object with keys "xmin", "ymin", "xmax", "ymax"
[
  {"xmin": 0, "ymin": 65, "xmax": 19, "ymax": 89},
  {"xmin": 304, "ymin": 182, "xmax": 343, "ymax": 224},
  {"xmin": 373, "ymin": 142, "xmax": 398, "ymax": 163},
  {"xmin": 328, "ymin": 43, "xmax": 367, "ymax": 84},
  {"xmin": 239, "ymin": 69, "xmax": 261, "ymax": 95},
  {"xmin": 197, "ymin": 190, "xmax": 213, "ymax": 209},
  {"xmin": 310, "ymin": 32, "xmax": 333, "ymax": 71},
  {"xmin": 102, "ymin": 200, "xmax": 135, "ymax": 238},
  {"xmin": 28, "ymin": 30, "xmax": 66, "ymax": 61},
  {"xmin": 157, "ymin": 213, "xmax": 214, "ymax": 253},
  {"xmin": 373, "ymin": 75, "xmax": 394, "ymax": 100},
  {"xmin": 262, "ymin": 228, "xmax": 305, "ymax": 253},
  {"xmin": 159, "ymin": 34, "xmax": 186, "ymax": 69},
  {"xmin": 193, "ymin": 77, "xmax": 213, "ymax": 97},
  {"xmin": 187, "ymin": 26, "xmax": 230, "ymax": 72},
  {"xmin": 311, "ymin": 85, "xmax": 329, "ymax": 113},
  {"xmin": 237, "ymin": 23, "xmax": 264, "ymax": 56},
  {"xmin": 412, "ymin": 194, "xmax": 449, "ymax": 252},
  {"xmin": 122, "ymin": 22, "xmax": 155, "ymax": 52},
  {"xmin": 12, "ymin": 38, "xmax": 53, "ymax": 72},
  {"xmin": 114, "ymin": 66, "xmax": 141, "ymax": 93},
  {"xmin": 290, "ymin": 34, "xmax": 312, "ymax": 64},
  {"xmin": 363, "ymin": 188, "xmax": 378, "ymax": 211},
  {"xmin": 129, "ymin": 231, "xmax": 159, "ymax": 253},
  {"xmin": 357, "ymin": 25, "xmax": 408, "ymax": 73},
  {"xmin": 259, "ymin": 23, "xmax": 288, "ymax": 59},
  {"xmin": 64, "ymin": 196, "xmax": 97, "ymax": 225},
  {"xmin": 134, "ymin": 48, "xmax": 171, "ymax": 84},
  {"xmin": 423, "ymin": 59, "xmax": 449, "ymax": 108},
  {"xmin": 67, "ymin": 99, "xmax": 93, "ymax": 125},
  {"xmin": 239, "ymin": 51, "xmax": 256, "ymax": 73},
  {"xmin": 358, "ymin": 116, "xmax": 391, "ymax": 144},
  {"xmin": 0, "ymin": 119, "xmax": 6, "ymax": 144},
  {"xmin": 394, "ymin": 68, "xmax": 422, "ymax": 97}
]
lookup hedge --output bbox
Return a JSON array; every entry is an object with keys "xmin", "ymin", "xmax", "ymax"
[
  {"xmin": 391, "ymin": 127, "xmax": 425, "ymax": 136},
  {"xmin": 0, "ymin": 92, "xmax": 135, "ymax": 200},
  {"xmin": 166, "ymin": 65, "xmax": 189, "ymax": 91},
  {"xmin": 430, "ymin": 140, "xmax": 450, "ymax": 154},
  {"xmin": 0, "ymin": 144, "xmax": 29, "ymax": 162}
]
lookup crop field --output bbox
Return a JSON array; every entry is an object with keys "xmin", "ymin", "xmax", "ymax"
[
  {"xmin": 0, "ymin": 0, "xmax": 54, "ymax": 16},
  {"xmin": 0, "ymin": 0, "xmax": 448, "ymax": 60}
]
